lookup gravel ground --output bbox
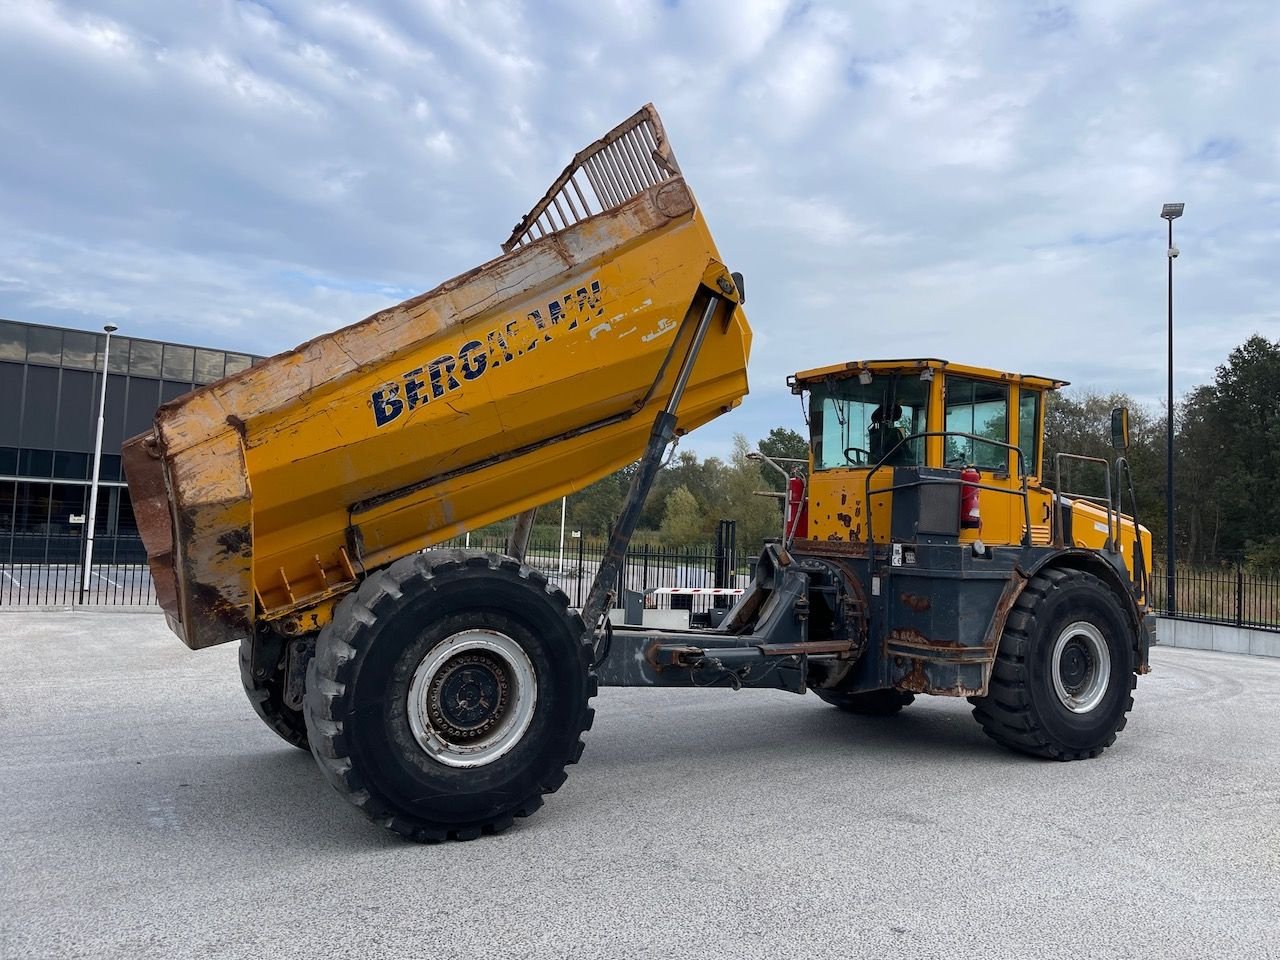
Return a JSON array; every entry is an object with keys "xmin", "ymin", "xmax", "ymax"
[{"xmin": 1, "ymin": 610, "xmax": 1277, "ymax": 960}]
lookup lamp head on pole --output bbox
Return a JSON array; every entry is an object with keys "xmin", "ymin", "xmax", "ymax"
[
  {"xmin": 103, "ymin": 322, "xmax": 119, "ymax": 334},
  {"xmin": 1160, "ymin": 202, "xmax": 1185, "ymax": 221}
]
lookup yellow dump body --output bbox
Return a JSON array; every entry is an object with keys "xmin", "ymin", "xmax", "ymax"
[{"xmin": 123, "ymin": 106, "xmax": 751, "ymax": 649}]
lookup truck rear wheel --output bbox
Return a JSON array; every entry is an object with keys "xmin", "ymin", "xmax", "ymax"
[
  {"xmin": 813, "ymin": 687, "xmax": 915, "ymax": 715},
  {"xmin": 970, "ymin": 567, "xmax": 1136, "ymax": 760},
  {"xmin": 304, "ymin": 551, "xmax": 595, "ymax": 842},
  {"xmin": 238, "ymin": 638, "xmax": 309, "ymax": 750}
]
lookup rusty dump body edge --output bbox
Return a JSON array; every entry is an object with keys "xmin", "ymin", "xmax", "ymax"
[{"xmin": 124, "ymin": 105, "xmax": 752, "ymax": 650}]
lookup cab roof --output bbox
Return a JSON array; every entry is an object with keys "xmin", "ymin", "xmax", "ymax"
[{"xmin": 788, "ymin": 358, "xmax": 1068, "ymax": 393}]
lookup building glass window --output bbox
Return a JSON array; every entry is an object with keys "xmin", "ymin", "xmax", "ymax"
[
  {"xmin": 26, "ymin": 326, "xmax": 62, "ymax": 366},
  {"xmin": 162, "ymin": 344, "xmax": 195, "ymax": 382},
  {"xmin": 18, "ymin": 448, "xmax": 54, "ymax": 478},
  {"xmin": 194, "ymin": 349, "xmax": 226, "ymax": 383},
  {"xmin": 0, "ymin": 321, "xmax": 26, "ymax": 361},
  {"xmin": 129, "ymin": 340, "xmax": 162, "ymax": 377},
  {"xmin": 48, "ymin": 483, "xmax": 89, "ymax": 535},
  {"xmin": 224, "ymin": 353, "xmax": 253, "ymax": 375},
  {"xmin": 106, "ymin": 338, "xmax": 130, "ymax": 373},
  {"xmin": 100, "ymin": 453, "xmax": 122, "ymax": 483},
  {"xmin": 53, "ymin": 451, "xmax": 89, "ymax": 480},
  {"xmin": 0, "ymin": 478, "xmax": 15, "ymax": 533},
  {"xmin": 61, "ymin": 330, "xmax": 98, "ymax": 370}
]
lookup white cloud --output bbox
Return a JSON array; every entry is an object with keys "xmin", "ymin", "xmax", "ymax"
[{"xmin": 0, "ymin": 0, "xmax": 1277, "ymax": 457}]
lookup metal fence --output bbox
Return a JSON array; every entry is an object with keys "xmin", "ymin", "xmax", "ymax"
[
  {"xmin": 0, "ymin": 532, "xmax": 748, "ymax": 613},
  {"xmin": 1, "ymin": 534, "xmax": 157, "ymax": 606},
  {"xmin": 9, "ymin": 529, "xmax": 1280, "ymax": 637},
  {"xmin": 1152, "ymin": 563, "xmax": 1280, "ymax": 633},
  {"xmin": 438, "ymin": 534, "xmax": 749, "ymax": 614}
]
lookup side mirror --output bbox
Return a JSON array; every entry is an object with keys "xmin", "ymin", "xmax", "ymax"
[{"xmin": 1110, "ymin": 407, "xmax": 1130, "ymax": 452}]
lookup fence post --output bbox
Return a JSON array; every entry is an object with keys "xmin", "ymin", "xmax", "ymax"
[
  {"xmin": 576, "ymin": 535, "xmax": 585, "ymax": 607},
  {"xmin": 1236, "ymin": 564, "xmax": 1244, "ymax": 628}
]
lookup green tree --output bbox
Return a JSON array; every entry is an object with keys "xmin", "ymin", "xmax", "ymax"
[
  {"xmin": 724, "ymin": 434, "xmax": 789, "ymax": 548},
  {"xmin": 1043, "ymin": 388, "xmax": 1165, "ymax": 551},
  {"xmin": 658, "ymin": 484, "xmax": 708, "ymax": 547},
  {"xmin": 569, "ymin": 467, "xmax": 630, "ymax": 537},
  {"xmin": 1175, "ymin": 335, "xmax": 1280, "ymax": 566},
  {"xmin": 755, "ymin": 427, "xmax": 809, "ymax": 491}
]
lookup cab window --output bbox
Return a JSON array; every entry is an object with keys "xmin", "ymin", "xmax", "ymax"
[
  {"xmin": 1018, "ymin": 389, "xmax": 1042, "ymax": 477},
  {"xmin": 944, "ymin": 378, "xmax": 1009, "ymax": 471},
  {"xmin": 809, "ymin": 374, "xmax": 929, "ymax": 470}
]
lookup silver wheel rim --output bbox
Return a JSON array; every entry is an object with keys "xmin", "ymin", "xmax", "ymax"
[
  {"xmin": 1050, "ymin": 621, "xmax": 1111, "ymax": 714},
  {"xmin": 406, "ymin": 629, "xmax": 537, "ymax": 768}
]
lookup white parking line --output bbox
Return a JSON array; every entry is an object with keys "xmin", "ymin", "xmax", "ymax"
[
  {"xmin": 91, "ymin": 571, "xmax": 122, "ymax": 588},
  {"xmin": 2, "ymin": 570, "xmax": 21, "ymax": 587}
]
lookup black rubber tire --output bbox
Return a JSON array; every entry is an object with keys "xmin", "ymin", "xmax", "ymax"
[
  {"xmin": 813, "ymin": 687, "xmax": 915, "ymax": 715},
  {"xmin": 969, "ymin": 567, "xmax": 1136, "ymax": 760},
  {"xmin": 238, "ymin": 638, "xmax": 310, "ymax": 750},
  {"xmin": 304, "ymin": 550, "xmax": 596, "ymax": 842}
]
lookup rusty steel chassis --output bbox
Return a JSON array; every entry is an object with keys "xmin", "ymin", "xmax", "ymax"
[{"xmin": 592, "ymin": 538, "xmax": 1154, "ymax": 697}]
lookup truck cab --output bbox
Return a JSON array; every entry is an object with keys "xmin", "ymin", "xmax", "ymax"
[{"xmin": 791, "ymin": 358, "xmax": 1151, "ymax": 595}]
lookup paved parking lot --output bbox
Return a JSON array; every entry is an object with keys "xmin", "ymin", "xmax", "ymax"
[{"xmin": 2, "ymin": 610, "xmax": 1277, "ymax": 960}]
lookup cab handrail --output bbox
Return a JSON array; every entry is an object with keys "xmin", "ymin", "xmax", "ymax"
[{"xmin": 863, "ymin": 431, "xmax": 1033, "ymax": 551}]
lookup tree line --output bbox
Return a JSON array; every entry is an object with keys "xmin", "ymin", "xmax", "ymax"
[
  {"xmin": 518, "ymin": 335, "xmax": 1280, "ymax": 569},
  {"xmin": 1045, "ymin": 334, "xmax": 1280, "ymax": 569}
]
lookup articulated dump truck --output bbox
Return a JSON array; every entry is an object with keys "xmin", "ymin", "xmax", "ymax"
[{"xmin": 125, "ymin": 105, "xmax": 1155, "ymax": 842}]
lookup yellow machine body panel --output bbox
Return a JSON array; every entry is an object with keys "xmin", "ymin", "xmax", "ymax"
[
  {"xmin": 123, "ymin": 106, "xmax": 752, "ymax": 649},
  {"xmin": 792, "ymin": 358, "xmax": 1151, "ymax": 591}
]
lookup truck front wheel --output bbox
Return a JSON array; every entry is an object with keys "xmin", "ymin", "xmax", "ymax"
[
  {"xmin": 304, "ymin": 551, "xmax": 595, "ymax": 842},
  {"xmin": 970, "ymin": 567, "xmax": 1136, "ymax": 760}
]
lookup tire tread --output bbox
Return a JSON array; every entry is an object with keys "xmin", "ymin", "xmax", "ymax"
[
  {"xmin": 970, "ymin": 567, "xmax": 1137, "ymax": 761},
  {"xmin": 304, "ymin": 549, "xmax": 595, "ymax": 842}
]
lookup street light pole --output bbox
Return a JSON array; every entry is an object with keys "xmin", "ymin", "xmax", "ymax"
[
  {"xmin": 81, "ymin": 322, "xmax": 118, "ymax": 603},
  {"xmin": 1161, "ymin": 203, "xmax": 1184, "ymax": 615}
]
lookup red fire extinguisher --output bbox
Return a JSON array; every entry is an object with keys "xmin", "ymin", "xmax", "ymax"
[
  {"xmin": 785, "ymin": 475, "xmax": 808, "ymax": 540},
  {"xmin": 960, "ymin": 467, "xmax": 982, "ymax": 529}
]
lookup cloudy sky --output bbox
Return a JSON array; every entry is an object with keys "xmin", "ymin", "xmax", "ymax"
[{"xmin": 1, "ymin": 0, "xmax": 1277, "ymax": 456}]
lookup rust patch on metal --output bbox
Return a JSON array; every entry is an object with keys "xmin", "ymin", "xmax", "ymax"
[
  {"xmin": 217, "ymin": 527, "xmax": 252, "ymax": 557},
  {"xmin": 836, "ymin": 512, "xmax": 852, "ymax": 527},
  {"xmin": 900, "ymin": 591, "xmax": 931, "ymax": 612},
  {"xmin": 983, "ymin": 568, "xmax": 1030, "ymax": 656},
  {"xmin": 893, "ymin": 655, "xmax": 985, "ymax": 698},
  {"xmin": 889, "ymin": 627, "xmax": 961, "ymax": 649},
  {"xmin": 797, "ymin": 539, "xmax": 873, "ymax": 559},
  {"xmin": 645, "ymin": 641, "xmax": 703, "ymax": 669},
  {"xmin": 121, "ymin": 432, "xmax": 181, "ymax": 630},
  {"xmin": 898, "ymin": 656, "xmax": 929, "ymax": 693},
  {"xmin": 888, "ymin": 627, "xmax": 930, "ymax": 647}
]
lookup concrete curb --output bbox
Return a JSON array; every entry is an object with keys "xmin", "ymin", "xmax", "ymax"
[{"xmin": 1156, "ymin": 616, "xmax": 1280, "ymax": 658}]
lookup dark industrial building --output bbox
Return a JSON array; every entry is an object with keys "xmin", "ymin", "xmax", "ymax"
[{"xmin": 0, "ymin": 318, "xmax": 262, "ymax": 563}]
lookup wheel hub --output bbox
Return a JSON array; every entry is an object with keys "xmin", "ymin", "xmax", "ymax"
[
  {"xmin": 1050, "ymin": 621, "xmax": 1111, "ymax": 714},
  {"xmin": 407, "ymin": 630, "xmax": 537, "ymax": 768},
  {"xmin": 427, "ymin": 653, "xmax": 510, "ymax": 741}
]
